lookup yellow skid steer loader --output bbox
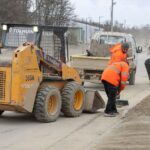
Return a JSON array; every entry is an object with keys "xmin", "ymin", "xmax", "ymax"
[{"xmin": 0, "ymin": 24, "xmax": 105, "ymax": 122}]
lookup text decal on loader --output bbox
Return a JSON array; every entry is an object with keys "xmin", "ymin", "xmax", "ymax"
[{"xmin": 25, "ymin": 75, "xmax": 35, "ymax": 81}]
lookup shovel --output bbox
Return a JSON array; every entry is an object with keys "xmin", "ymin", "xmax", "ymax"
[
  {"xmin": 116, "ymin": 99, "xmax": 129, "ymax": 106},
  {"xmin": 116, "ymin": 94, "xmax": 129, "ymax": 106},
  {"xmin": 84, "ymin": 90, "xmax": 105, "ymax": 113}
]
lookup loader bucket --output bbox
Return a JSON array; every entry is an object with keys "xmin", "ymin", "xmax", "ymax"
[{"xmin": 84, "ymin": 90, "xmax": 105, "ymax": 113}]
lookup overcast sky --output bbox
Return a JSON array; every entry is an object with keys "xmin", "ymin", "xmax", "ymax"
[{"xmin": 70, "ymin": 0, "xmax": 150, "ymax": 27}]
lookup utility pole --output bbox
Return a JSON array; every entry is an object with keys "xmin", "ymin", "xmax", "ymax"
[
  {"xmin": 99, "ymin": 16, "xmax": 103, "ymax": 30},
  {"xmin": 36, "ymin": 0, "xmax": 40, "ymax": 24},
  {"xmin": 124, "ymin": 19, "xmax": 126, "ymax": 29},
  {"xmin": 86, "ymin": 18, "xmax": 88, "ymax": 43},
  {"xmin": 110, "ymin": 0, "xmax": 116, "ymax": 32}
]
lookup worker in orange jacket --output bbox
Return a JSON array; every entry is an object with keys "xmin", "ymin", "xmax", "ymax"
[
  {"xmin": 108, "ymin": 43, "xmax": 129, "ymax": 65},
  {"xmin": 101, "ymin": 61, "xmax": 129, "ymax": 117}
]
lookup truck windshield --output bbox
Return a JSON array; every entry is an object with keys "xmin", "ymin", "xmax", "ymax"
[
  {"xmin": 100, "ymin": 35, "xmax": 125, "ymax": 44},
  {"xmin": 4, "ymin": 27, "xmax": 35, "ymax": 48}
]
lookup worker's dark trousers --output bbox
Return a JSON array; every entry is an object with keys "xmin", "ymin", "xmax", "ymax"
[
  {"xmin": 145, "ymin": 58, "xmax": 150, "ymax": 80},
  {"xmin": 102, "ymin": 80, "xmax": 118, "ymax": 113}
]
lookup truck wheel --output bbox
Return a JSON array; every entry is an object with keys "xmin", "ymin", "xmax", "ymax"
[
  {"xmin": 129, "ymin": 70, "xmax": 136, "ymax": 85},
  {"xmin": 0, "ymin": 110, "xmax": 4, "ymax": 116},
  {"xmin": 33, "ymin": 86, "xmax": 61, "ymax": 123},
  {"xmin": 62, "ymin": 81, "xmax": 85, "ymax": 117}
]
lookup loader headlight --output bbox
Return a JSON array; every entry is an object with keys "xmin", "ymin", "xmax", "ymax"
[
  {"xmin": 2, "ymin": 24, "xmax": 7, "ymax": 31},
  {"xmin": 33, "ymin": 26, "xmax": 39, "ymax": 32}
]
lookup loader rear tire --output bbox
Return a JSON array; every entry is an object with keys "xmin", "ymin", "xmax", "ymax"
[
  {"xmin": 33, "ymin": 86, "xmax": 61, "ymax": 123},
  {"xmin": 62, "ymin": 81, "xmax": 85, "ymax": 117}
]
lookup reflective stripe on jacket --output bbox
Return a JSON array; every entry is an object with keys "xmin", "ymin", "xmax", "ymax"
[
  {"xmin": 101, "ymin": 61, "xmax": 129, "ymax": 91},
  {"xmin": 108, "ymin": 43, "xmax": 127, "ymax": 65}
]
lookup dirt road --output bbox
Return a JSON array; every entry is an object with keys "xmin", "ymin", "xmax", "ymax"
[
  {"xmin": 0, "ymin": 47, "xmax": 149, "ymax": 150},
  {"xmin": 94, "ymin": 95, "xmax": 150, "ymax": 150}
]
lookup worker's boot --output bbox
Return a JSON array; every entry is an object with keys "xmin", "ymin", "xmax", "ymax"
[{"xmin": 104, "ymin": 112, "xmax": 116, "ymax": 117}]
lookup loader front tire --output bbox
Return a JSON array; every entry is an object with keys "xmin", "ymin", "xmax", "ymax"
[
  {"xmin": 33, "ymin": 86, "xmax": 61, "ymax": 123},
  {"xmin": 62, "ymin": 81, "xmax": 85, "ymax": 117}
]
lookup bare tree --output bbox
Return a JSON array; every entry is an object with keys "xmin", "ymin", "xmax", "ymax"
[
  {"xmin": 34, "ymin": 0, "xmax": 75, "ymax": 26},
  {"xmin": 0, "ymin": 0, "xmax": 32, "ymax": 24}
]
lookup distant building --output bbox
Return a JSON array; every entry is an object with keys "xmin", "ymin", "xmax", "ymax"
[
  {"xmin": 68, "ymin": 20, "xmax": 100, "ymax": 44},
  {"xmin": 68, "ymin": 27, "xmax": 84, "ymax": 44}
]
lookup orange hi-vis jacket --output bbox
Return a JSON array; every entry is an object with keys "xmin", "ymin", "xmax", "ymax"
[
  {"xmin": 101, "ymin": 61, "xmax": 129, "ymax": 91},
  {"xmin": 108, "ymin": 43, "xmax": 127, "ymax": 65}
]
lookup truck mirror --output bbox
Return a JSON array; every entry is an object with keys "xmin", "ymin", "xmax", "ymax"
[{"xmin": 136, "ymin": 46, "xmax": 142, "ymax": 53}]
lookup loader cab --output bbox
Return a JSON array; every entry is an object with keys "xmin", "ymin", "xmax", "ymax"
[
  {"xmin": 0, "ymin": 24, "xmax": 68, "ymax": 63},
  {"xmin": 0, "ymin": 24, "xmax": 37, "ymax": 50},
  {"xmin": 38, "ymin": 26, "xmax": 68, "ymax": 63}
]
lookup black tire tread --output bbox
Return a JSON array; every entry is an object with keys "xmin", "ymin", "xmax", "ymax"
[
  {"xmin": 34, "ymin": 86, "xmax": 61, "ymax": 123},
  {"xmin": 129, "ymin": 70, "xmax": 136, "ymax": 85},
  {"xmin": 62, "ymin": 81, "xmax": 85, "ymax": 117},
  {"xmin": 0, "ymin": 110, "xmax": 4, "ymax": 116}
]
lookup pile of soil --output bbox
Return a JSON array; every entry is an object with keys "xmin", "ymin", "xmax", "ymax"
[
  {"xmin": 125, "ymin": 95, "xmax": 150, "ymax": 119},
  {"xmin": 96, "ymin": 95, "xmax": 150, "ymax": 150}
]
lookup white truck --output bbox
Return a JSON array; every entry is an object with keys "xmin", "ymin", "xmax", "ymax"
[{"xmin": 70, "ymin": 31, "xmax": 142, "ymax": 85}]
